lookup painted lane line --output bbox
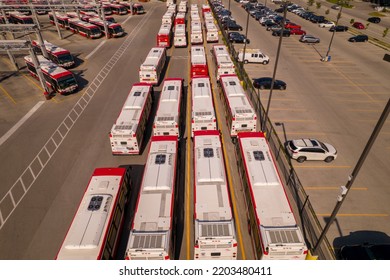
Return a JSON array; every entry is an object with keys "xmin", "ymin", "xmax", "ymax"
[
  {"xmin": 0, "ymin": 7, "xmax": 157, "ymax": 231},
  {"xmin": 85, "ymin": 41, "xmax": 106, "ymax": 60},
  {"xmin": 0, "ymin": 101, "xmax": 45, "ymax": 146}
]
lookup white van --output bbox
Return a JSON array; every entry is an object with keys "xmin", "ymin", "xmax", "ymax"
[{"xmin": 237, "ymin": 49, "xmax": 270, "ymax": 64}]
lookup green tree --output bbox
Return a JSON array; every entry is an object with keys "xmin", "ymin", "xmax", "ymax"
[
  {"xmin": 350, "ymin": 18, "xmax": 355, "ymax": 24},
  {"xmin": 316, "ymin": 2, "xmax": 321, "ymax": 9},
  {"xmin": 307, "ymin": 0, "xmax": 315, "ymax": 6}
]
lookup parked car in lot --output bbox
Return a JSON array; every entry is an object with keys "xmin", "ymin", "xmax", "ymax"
[
  {"xmin": 367, "ymin": 17, "xmax": 381, "ymax": 24},
  {"xmin": 348, "ymin": 34, "xmax": 368, "ymax": 42},
  {"xmin": 228, "ymin": 32, "xmax": 250, "ymax": 43},
  {"xmin": 285, "ymin": 22, "xmax": 301, "ymax": 29},
  {"xmin": 223, "ymin": 21, "xmax": 243, "ymax": 31},
  {"xmin": 237, "ymin": 49, "xmax": 269, "ymax": 64},
  {"xmin": 272, "ymin": 29, "xmax": 291, "ymax": 37},
  {"xmin": 299, "ymin": 34, "xmax": 320, "ymax": 43},
  {"xmin": 330, "ymin": 25, "xmax": 348, "ymax": 32},
  {"xmin": 318, "ymin": 21, "xmax": 335, "ymax": 28},
  {"xmin": 266, "ymin": 24, "xmax": 282, "ymax": 32},
  {"xmin": 289, "ymin": 28, "xmax": 306, "ymax": 35},
  {"xmin": 331, "ymin": 4, "xmax": 340, "ymax": 10},
  {"xmin": 353, "ymin": 22, "xmax": 365, "ymax": 29},
  {"xmin": 253, "ymin": 77, "xmax": 287, "ymax": 90},
  {"xmin": 339, "ymin": 243, "xmax": 390, "ymax": 260},
  {"xmin": 286, "ymin": 138, "xmax": 337, "ymax": 163}
]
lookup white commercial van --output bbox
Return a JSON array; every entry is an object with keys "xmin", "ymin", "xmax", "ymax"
[{"xmin": 237, "ymin": 49, "xmax": 270, "ymax": 64}]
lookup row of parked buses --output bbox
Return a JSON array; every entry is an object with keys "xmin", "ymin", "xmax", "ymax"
[
  {"xmin": 48, "ymin": 11, "xmax": 125, "ymax": 39},
  {"xmin": 56, "ymin": 0, "xmax": 308, "ymax": 260}
]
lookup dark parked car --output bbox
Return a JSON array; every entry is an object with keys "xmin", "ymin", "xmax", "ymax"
[
  {"xmin": 339, "ymin": 243, "xmax": 390, "ymax": 260},
  {"xmin": 253, "ymin": 77, "xmax": 287, "ymax": 90},
  {"xmin": 223, "ymin": 21, "xmax": 243, "ymax": 31},
  {"xmin": 272, "ymin": 29, "xmax": 291, "ymax": 37},
  {"xmin": 228, "ymin": 32, "xmax": 250, "ymax": 44},
  {"xmin": 329, "ymin": 25, "xmax": 348, "ymax": 32},
  {"xmin": 348, "ymin": 34, "xmax": 368, "ymax": 42},
  {"xmin": 367, "ymin": 17, "xmax": 381, "ymax": 24}
]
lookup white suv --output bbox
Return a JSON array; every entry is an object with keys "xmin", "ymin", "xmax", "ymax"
[{"xmin": 286, "ymin": 139, "xmax": 337, "ymax": 163}]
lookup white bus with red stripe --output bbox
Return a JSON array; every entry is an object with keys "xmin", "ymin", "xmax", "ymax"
[
  {"xmin": 32, "ymin": 40, "xmax": 75, "ymax": 68},
  {"xmin": 219, "ymin": 74, "xmax": 257, "ymax": 137},
  {"xmin": 205, "ymin": 21, "xmax": 218, "ymax": 43},
  {"xmin": 68, "ymin": 18, "xmax": 102, "ymax": 39},
  {"xmin": 109, "ymin": 3, "xmax": 128, "ymax": 15},
  {"xmin": 173, "ymin": 23, "xmax": 187, "ymax": 47},
  {"xmin": 125, "ymin": 136, "xmax": 179, "ymax": 260},
  {"xmin": 157, "ymin": 23, "xmax": 172, "ymax": 48},
  {"xmin": 193, "ymin": 130, "xmax": 238, "ymax": 260},
  {"xmin": 153, "ymin": 78, "xmax": 183, "ymax": 137},
  {"xmin": 190, "ymin": 46, "xmax": 208, "ymax": 78},
  {"xmin": 201, "ymin": 4, "xmax": 211, "ymax": 15},
  {"xmin": 190, "ymin": 20, "xmax": 203, "ymax": 44},
  {"xmin": 56, "ymin": 167, "xmax": 131, "ymax": 259},
  {"xmin": 24, "ymin": 55, "xmax": 78, "ymax": 94},
  {"xmin": 109, "ymin": 83, "xmax": 152, "ymax": 155},
  {"xmin": 191, "ymin": 76, "xmax": 217, "ymax": 137},
  {"xmin": 88, "ymin": 18, "xmax": 124, "ymax": 38},
  {"xmin": 139, "ymin": 47, "xmax": 167, "ymax": 85},
  {"xmin": 48, "ymin": 12, "xmax": 70, "ymax": 28},
  {"xmin": 212, "ymin": 44, "xmax": 235, "ymax": 80},
  {"xmin": 237, "ymin": 132, "xmax": 308, "ymax": 260}
]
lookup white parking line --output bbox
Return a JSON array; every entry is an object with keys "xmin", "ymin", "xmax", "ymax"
[
  {"xmin": 85, "ymin": 41, "xmax": 106, "ymax": 60},
  {"xmin": 0, "ymin": 101, "xmax": 44, "ymax": 146}
]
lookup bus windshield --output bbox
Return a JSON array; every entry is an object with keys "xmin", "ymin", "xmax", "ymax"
[
  {"xmin": 91, "ymin": 28, "xmax": 101, "ymax": 35},
  {"xmin": 57, "ymin": 75, "xmax": 77, "ymax": 90},
  {"xmin": 56, "ymin": 53, "xmax": 74, "ymax": 64},
  {"xmin": 112, "ymin": 26, "xmax": 123, "ymax": 34}
]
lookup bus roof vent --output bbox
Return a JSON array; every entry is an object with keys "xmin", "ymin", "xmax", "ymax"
[
  {"xmin": 268, "ymin": 229, "xmax": 300, "ymax": 244},
  {"xmin": 132, "ymin": 234, "xmax": 164, "ymax": 249},
  {"xmin": 201, "ymin": 223, "xmax": 230, "ymax": 237}
]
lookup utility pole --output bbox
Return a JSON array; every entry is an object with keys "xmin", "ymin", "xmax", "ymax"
[
  {"xmin": 313, "ymin": 98, "xmax": 390, "ymax": 254},
  {"xmin": 262, "ymin": 2, "xmax": 288, "ymax": 133},
  {"xmin": 324, "ymin": 0, "xmax": 346, "ymax": 60}
]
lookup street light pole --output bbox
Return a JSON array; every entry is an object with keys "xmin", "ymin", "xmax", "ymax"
[
  {"xmin": 261, "ymin": 2, "xmax": 288, "ymax": 132},
  {"xmin": 324, "ymin": 1, "xmax": 345, "ymax": 59},
  {"xmin": 313, "ymin": 98, "xmax": 390, "ymax": 254},
  {"xmin": 241, "ymin": 8, "xmax": 250, "ymax": 65}
]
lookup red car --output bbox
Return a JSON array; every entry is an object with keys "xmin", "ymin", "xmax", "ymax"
[
  {"xmin": 353, "ymin": 22, "xmax": 365, "ymax": 29},
  {"xmin": 290, "ymin": 28, "xmax": 306, "ymax": 35},
  {"xmin": 285, "ymin": 22, "xmax": 301, "ymax": 29}
]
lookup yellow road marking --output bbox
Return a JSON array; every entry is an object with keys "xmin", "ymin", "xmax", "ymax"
[
  {"xmin": 271, "ymin": 108, "xmax": 306, "ymax": 111},
  {"xmin": 22, "ymin": 74, "xmax": 43, "ymax": 91},
  {"xmin": 205, "ymin": 37, "xmax": 246, "ymax": 260},
  {"xmin": 273, "ymin": 119, "xmax": 315, "ymax": 123},
  {"xmin": 277, "ymin": 131, "xmax": 325, "ymax": 135},
  {"xmin": 0, "ymin": 84, "xmax": 17, "ymax": 104},
  {"xmin": 317, "ymin": 213, "xmax": 388, "ymax": 217},
  {"xmin": 348, "ymin": 109, "xmax": 382, "ymax": 112}
]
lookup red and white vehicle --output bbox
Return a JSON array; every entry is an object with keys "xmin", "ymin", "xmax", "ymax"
[
  {"xmin": 157, "ymin": 23, "xmax": 172, "ymax": 48},
  {"xmin": 68, "ymin": 18, "xmax": 102, "ymax": 39},
  {"xmin": 32, "ymin": 40, "xmax": 75, "ymax": 68},
  {"xmin": 56, "ymin": 167, "xmax": 131, "ymax": 259},
  {"xmin": 190, "ymin": 20, "xmax": 203, "ymax": 45},
  {"xmin": 237, "ymin": 132, "xmax": 308, "ymax": 260},
  {"xmin": 125, "ymin": 136, "xmax": 179, "ymax": 260},
  {"xmin": 219, "ymin": 75, "xmax": 257, "ymax": 137},
  {"xmin": 193, "ymin": 130, "xmax": 238, "ymax": 260},
  {"xmin": 8, "ymin": 11, "xmax": 34, "ymax": 24},
  {"xmin": 190, "ymin": 11, "xmax": 200, "ymax": 22},
  {"xmin": 178, "ymin": 1, "xmax": 187, "ymax": 13},
  {"xmin": 174, "ymin": 12, "xmax": 185, "ymax": 25},
  {"xmin": 212, "ymin": 44, "xmax": 235, "ymax": 80},
  {"xmin": 139, "ymin": 47, "xmax": 167, "ymax": 85},
  {"xmin": 77, "ymin": 11, "xmax": 116, "ymax": 23},
  {"xmin": 48, "ymin": 12, "xmax": 70, "ymax": 28},
  {"xmin": 132, "ymin": 3, "xmax": 145, "ymax": 15},
  {"xmin": 201, "ymin": 4, "xmax": 211, "ymax": 15},
  {"xmin": 162, "ymin": 11, "xmax": 174, "ymax": 25},
  {"xmin": 153, "ymin": 78, "xmax": 183, "ymax": 137},
  {"xmin": 173, "ymin": 23, "xmax": 187, "ymax": 47},
  {"xmin": 191, "ymin": 76, "xmax": 217, "ymax": 137},
  {"xmin": 102, "ymin": 3, "xmax": 113, "ymax": 15},
  {"xmin": 205, "ymin": 21, "xmax": 218, "ymax": 43},
  {"xmin": 88, "ymin": 18, "xmax": 124, "ymax": 38},
  {"xmin": 24, "ymin": 55, "xmax": 78, "ymax": 94},
  {"xmin": 109, "ymin": 83, "xmax": 152, "ymax": 155},
  {"xmin": 109, "ymin": 3, "xmax": 128, "ymax": 15},
  {"xmin": 191, "ymin": 46, "xmax": 208, "ymax": 78}
]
